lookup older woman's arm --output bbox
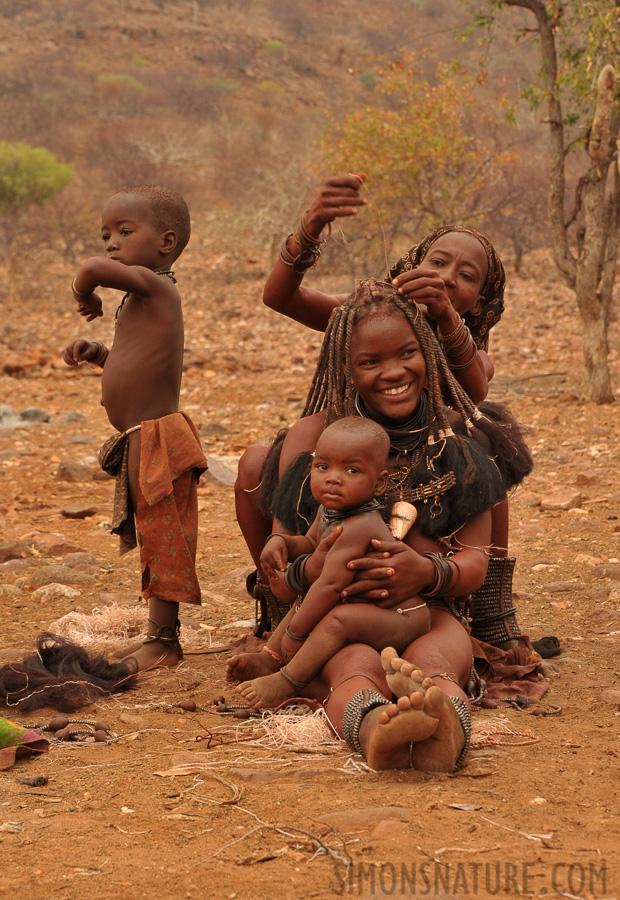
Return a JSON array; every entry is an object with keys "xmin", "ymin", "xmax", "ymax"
[{"xmin": 262, "ymin": 174, "xmax": 365, "ymax": 329}]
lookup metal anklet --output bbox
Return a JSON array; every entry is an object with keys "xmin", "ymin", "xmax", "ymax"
[
  {"xmin": 342, "ymin": 688, "xmax": 390, "ymax": 753},
  {"xmin": 449, "ymin": 696, "xmax": 471, "ymax": 771},
  {"xmin": 280, "ymin": 666, "xmax": 309, "ymax": 692}
]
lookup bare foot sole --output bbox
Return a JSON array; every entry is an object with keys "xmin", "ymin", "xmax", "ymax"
[
  {"xmin": 362, "ymin": 687, "xmax": 444, "ymax": 770},
  {"xmin": 236, "ymin": 672, "xmax": 296, "ymax": 709},
  {"xmin": 122, "ymin": 640, "xmax": 181, "ymax": 672},
  {"xmin": 380, "ymin": 647, "xmax": 433, "ymax": 699},
  {"xmin": 226, "ymin": 650, "xmax": 280, "ymax": 684}
]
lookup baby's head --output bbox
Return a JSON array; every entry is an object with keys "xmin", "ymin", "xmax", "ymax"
[
  {"xmin": 101, "ymin": 185, "xmax": 191, "ymax": 268},
  {"xmin": 310, "ymin": 417, "xmax": 389, "ymax": 512}
]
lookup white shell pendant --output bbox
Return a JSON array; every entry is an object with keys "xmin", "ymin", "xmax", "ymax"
[{"xmin": 389, "ymin": 501, "xmax": 417, "ymax": 539}]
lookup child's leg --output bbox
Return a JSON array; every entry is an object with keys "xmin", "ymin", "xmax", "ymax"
[
  {"xmin": 227, "ymin": 610, "xmax": 292, "ymax": 682},
  {"xmin": 237, "ymin": 602, "xmax": 430, "ymax": 709},
  {"xmin": 120, "ymin": 433, "xmax": 187, "ymax": 670}
]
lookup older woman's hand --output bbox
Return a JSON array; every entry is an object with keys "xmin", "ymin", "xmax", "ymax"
[
  {"xmin": 342, "ymin": 539, "xmax": 431, "ymax": 605},
  {"xmin": 303, "ymin": 174, "xmax": 367, "ymax": 238}
]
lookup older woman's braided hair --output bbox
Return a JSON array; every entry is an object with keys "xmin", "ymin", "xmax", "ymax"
[{"xmin": 301, "ymin": 278, "xmax": 482, "ymax": 442}]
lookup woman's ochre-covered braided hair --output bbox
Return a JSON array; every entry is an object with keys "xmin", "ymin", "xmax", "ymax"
[
  {"xmin": 301, "ymin": 278, "xmax": 481, "ymax": 439},
  {"xmin": 387, "ymin": 226, "xmax": 506, "ymax": 352}
]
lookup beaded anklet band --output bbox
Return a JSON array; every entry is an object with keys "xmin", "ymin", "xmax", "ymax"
[
  {"xmin": 261, "ymin": 646, "xmax": 285, "ymax": 665},
  {"xmin": 341, "ymin": 688, "xmax": 390, "ymax": 753}
]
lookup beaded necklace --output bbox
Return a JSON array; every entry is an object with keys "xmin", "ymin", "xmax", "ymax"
[{"xmin": 114, "ymin": 269, "xmax": 177, "ymax": 327}]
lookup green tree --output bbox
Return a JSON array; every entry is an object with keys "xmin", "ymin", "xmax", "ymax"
[
  {"xmin": 319, "ymin": 57, "xmax": 514, "ymax": 272},
  {"xmin": 467, "ymin": 1, "xmax": 620, "ymax": 403},
  {"xmin": 0, "ymin": 142, "xmax": 74, "ymax": 262}
]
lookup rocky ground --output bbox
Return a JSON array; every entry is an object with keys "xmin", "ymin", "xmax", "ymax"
[{"xmin": 0, "ymin": 253, "xmax": 619, "ymax": 899}]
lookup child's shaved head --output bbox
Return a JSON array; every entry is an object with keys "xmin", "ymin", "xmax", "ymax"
[{"xmin": 113, "ymin": 185, "xmax": 191, "ymax": 255}]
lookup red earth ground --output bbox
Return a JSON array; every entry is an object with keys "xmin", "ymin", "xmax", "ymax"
[{"xmin": 0, "ymin": 251, "xmax": 619, "ymax": 899}]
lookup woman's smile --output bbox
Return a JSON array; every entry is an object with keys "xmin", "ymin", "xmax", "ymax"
[{"xmin": 351, "ymin": 311, "xmax": 427, "ymax": 419}]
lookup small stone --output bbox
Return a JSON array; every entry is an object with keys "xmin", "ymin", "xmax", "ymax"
[
  {"xmin": 0, "ymin": 584, "xmax": 23, "ymax": 600},
  {"xmin": 60, "ymin": 503, "xmax": 98, "ymax": 519},
  {"xmin": 540, "ymin": 489, "xmax": 582, "ymax": 511},
  {"xmin": 0, "ymin": 539, "xmax": 31, "ymax": 564},
  {"xmin": 29, "ymin": 566, "xmax": 96, "ymax": 588},
  {"xmin": 545, "ymin": 581, "xmax": 587, "ymax": 593},
  {"xmin": 62, "ymin": 552, "xmax": 100, "ymax": 568},
  {"xmin": 55, "ymin": 460, "xmax": 93, "ymax": 483},
  {"xmin": 29, "ymin": 533, "xmax": 80, "ymax": 557},
  {"xmin": 592, "ymin": 564, "xmax": 620, "ymax": 579},
  {"xmin": 19, "ymin": 407, "xmax": 50, "ymax": 423},
  {"xmin": 31, "ymin": 583, "xmax": 82, "ymax": 601},
  {"xmin": 585, "ymin": 585, "xmax": 611, "ymax": 601}
]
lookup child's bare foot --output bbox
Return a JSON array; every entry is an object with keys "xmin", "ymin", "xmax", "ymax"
[
  {"xmin": 111, "ymin": 639, "xmax": 145, "ymax": 660},
  {"xmin": 236, "ymin": 672, "xmax": 296, "ymax": 709},
  {"xmin": 380, "ymin": 647, "xmax": 433, "ymax": 697},
  {"xmin": 122, "ymin": 639, "xmax": 182, "ymax": 672},
  {"xmin": 226, "ymin": 650, "xmax": 280, "ymax": 684}
]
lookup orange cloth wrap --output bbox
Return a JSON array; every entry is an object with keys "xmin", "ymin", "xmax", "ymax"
[{"xmin": 136, "ymin": 413, "xmax": 207, "ymax": 606}]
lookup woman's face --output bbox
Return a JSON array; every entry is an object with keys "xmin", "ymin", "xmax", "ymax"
[
  {"xmin": 350, "ymin": 311, "xmax": 427, "ymax": 421},
  {"xmin": 420, "ymin": 231, "xmax": 488, "ymax": 316}
]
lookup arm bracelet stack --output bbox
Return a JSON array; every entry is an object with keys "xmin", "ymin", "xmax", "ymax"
[
  {"xmin": 419, "ymin": 552, "xmax": 456, "ymax": 599},
  {"xmin": 279, "ymin": 211, "xmax": 331, "ymax": 275},
  {"xmin": 89, "ymin": 342, "xmax": 109, "ymax": 368},
  {"xmin": 437, "ymin": 315, "xmax": 478, "ymax": 372}
]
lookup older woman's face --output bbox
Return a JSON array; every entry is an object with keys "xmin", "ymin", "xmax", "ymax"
[{"xmin": 350, "ymin": 311, "xmax": 427, "ymax": 421}]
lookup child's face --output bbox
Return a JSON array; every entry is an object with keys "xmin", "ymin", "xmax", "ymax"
[
  {"xmin": 101, "ymin": 194, "xmax": 170, "ymax": 270},
  {"xmin": 420, "ymin": 231, "xmax": 488, "ymax": 316},
  {"xmin": 310, "ymin": 432, "xmax": 387, "ymax": 511},
  {"xmin": 350, "ymin": 311, "xmax": 427, "ymax": 422}
]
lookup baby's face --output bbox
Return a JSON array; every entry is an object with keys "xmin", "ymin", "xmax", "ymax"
[
  {"xmin": 310, "ymin": 433, "xmax": 385, "ymax": 511},
  {"xmin": 101, "ymin": 194, "xmax": 166, "ymax": 270}
]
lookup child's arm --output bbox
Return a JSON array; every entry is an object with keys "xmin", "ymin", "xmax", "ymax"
[
  {"xmin": 71, "ymin": 258, "xmax": 173, "ymax": 314},
  {"xmin": 63, "ymin": 339, "xmax": 109, "ymax": 368}
]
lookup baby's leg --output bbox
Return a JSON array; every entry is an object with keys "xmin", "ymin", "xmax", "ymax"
[
  {"xmin": 236, "ymin": 603, "xmax": 430, "ymax": 710},
  {"xmin": 227, "ymin": 610, "xmax": 292, "ymax": 683},
  {"xmin": 284, "ymin": 602, "xmax": 430, "ymax": 686}
]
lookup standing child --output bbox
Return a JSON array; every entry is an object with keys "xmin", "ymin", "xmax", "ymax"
[
  {"xmin": 232, "ymin": 417, "xmax": 431, "ymax": 709},
  {"xmin": 63, "ymin": 185, "xmax": 207, "ymax": 671}
]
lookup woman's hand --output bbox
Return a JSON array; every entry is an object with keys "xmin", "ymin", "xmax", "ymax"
[
  {"xmin": 391, "ymin": 267, "xmax": 458, "ymax": 332},
  {"xmin": 260, "ymin": 536, "xmax": 289, "ymax": 581},
  {"xmin": 303, "ymin": 174, "xmax": 367, "ymax": 239},
  {"xmin": 342, "ymin": 538, "xmax": 432, "ymax": 605}
]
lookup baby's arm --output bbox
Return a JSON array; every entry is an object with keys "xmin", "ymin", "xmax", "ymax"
[{"xmin": 289, "ymin": 514, "xmax": 378, "ymax": 637}]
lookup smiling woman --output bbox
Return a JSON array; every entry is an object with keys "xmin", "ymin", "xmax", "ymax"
[{"xmin": 227, "ymin": 278, "xmax": 537, "ymax": 771}]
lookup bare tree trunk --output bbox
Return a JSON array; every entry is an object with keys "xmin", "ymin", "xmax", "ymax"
[
  {"xmin": 505, "ymin": 0, "xmax": 617, "ymax": 402},
  {"xmin": 576, "ymin": 154, "xmax": 618, "ymax": 402}
]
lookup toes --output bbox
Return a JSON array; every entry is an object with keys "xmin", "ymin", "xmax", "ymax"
[
  {"xmin": 424, "ymin": 685, "xmax": 448, "ymax": 718},
  {"xmin": 380, "ymin": 647, "xmax": 398, "ymax": 673}
]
